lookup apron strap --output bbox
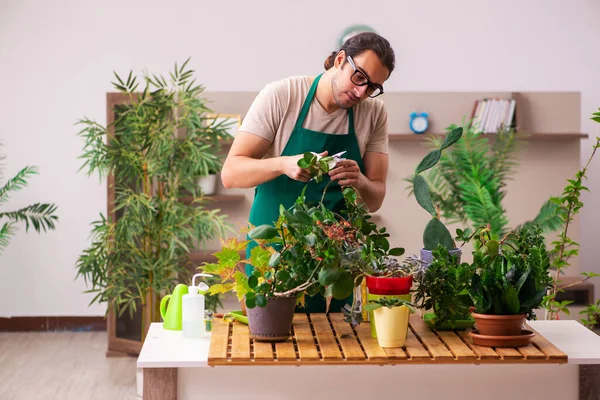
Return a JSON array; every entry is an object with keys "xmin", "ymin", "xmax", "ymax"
[
  {"xmin": 295, "ymin": 74, "xmax": 355, "ymax": 135},
  {"xmin": 347, "ymin": 107, "xmax": 355, "ymax": 136},
  {"xmin": 294, "ymin": 74, "xmax": 322, "ymax": 131}
]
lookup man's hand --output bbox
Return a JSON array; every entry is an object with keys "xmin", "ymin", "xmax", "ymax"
[
  {"xmin": 328, "ymin": 159, "xmax": 364, "ymax": 188},
  {"xmin": 281, "ymin": 151, "xmax": 328, "ymax": 182}
]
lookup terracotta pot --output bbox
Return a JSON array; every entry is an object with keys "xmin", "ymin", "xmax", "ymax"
[
  {"xmin": 366, "ymin": 275, "xmax": 413, "ymax": 295},
  {"xmin": 472, "ymin": 312, "xmax": 526, "ymax": 336},
  {"xmin": 469, "ymin": 329, "xmax": 535, "ymax": 347},
  {"xmin": 246, "ymin": 296, "xmax": 296, "ymax": 342}
]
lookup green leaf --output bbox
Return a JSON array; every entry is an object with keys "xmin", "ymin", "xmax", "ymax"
[
  {"xmin": 275, "ymin": 270, "xmax": 290, "ymax": 282},
  {"xmin": 248, "ymin": 275, "xmax": 258, "ymax": 289},
  {"xmin": 364, "ymin": 303, "xmax": 383, "ymax": 312},
  {"xmin": 305, "ymin": 233, "xmax": 317, "ymax": 246},
  {"xmin": 414, "ymin": 175, "xmax": 436, "ymax": 216},
  {"xmin": 440, "ymin": 127, "xmax": 463, "ymax": 150},
  {"xmin": 389, "ymin": 247, "xmax": 405, "ymax": 256},
  {"xmin": 416, "ymin": 149, "xmax": 441, "ymax": 174},
  {"xmin": 268, "ymin": 252, "xmax": 281, "ymax": 267},
  {"xmin": 293, "ymin": 210, "xmax": 312, "ymax": 225},
  {"xmin": 256, "ymin": 294, "xmax": 267, "ymax": 308},
  {"xmin": 329, "ymin": 272, "xmax": 354, "ymax": 300},
  {"xmin": 249, "ymin": 245, "xmax": 272, "ymax": 273},
  {"xmin": 318, "ymin": 267, "xmax": 342, "ymax": 287},
  {"xmin": 298, "ymin": 159, "xmax": 310, "ymax": 169},
  {"xmin": 215, "ymin": 247, "xmax": 240, "ymax": 268},
  {"xmin": 501, "ymin": 286, "xmax": 520, "ymax": 314},
  {"xmin": 245, "ymin": 296, "xmax": 257, "ymax": 309},
  {"xmin": 249, "ymin": 225, "xmax": 278, "ymax": 240}
]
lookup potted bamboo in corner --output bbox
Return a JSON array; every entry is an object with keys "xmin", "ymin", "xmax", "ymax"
[{"xmin": 75, "ymin": 59, "xmax": 230, "ymax": 350}]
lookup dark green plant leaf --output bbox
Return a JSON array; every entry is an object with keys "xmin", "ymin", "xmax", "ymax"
[
  {"xmin": 414, "ymin": 175, "xmax": 436, "ymax": 216},
  {"xmin": 440, "ymin": 127, "xmax": 463, "ymax": 150},
  {"xmin": 416, "ymin": 149, "xmax": 441, "ymax": 174}
]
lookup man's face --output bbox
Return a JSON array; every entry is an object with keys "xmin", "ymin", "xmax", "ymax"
[{"xmin": 331, "ymin": 49, "xmax": 389, "ymax": 109}]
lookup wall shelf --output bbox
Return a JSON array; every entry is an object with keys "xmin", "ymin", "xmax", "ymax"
[{"xmin": 389, "ymin": 133, "xmax": 589, "ymax": 142}]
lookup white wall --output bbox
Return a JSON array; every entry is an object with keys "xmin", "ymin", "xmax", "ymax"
[{"xmin": 1, "ymin": 0, "xmax": 599, "ymax": 317}]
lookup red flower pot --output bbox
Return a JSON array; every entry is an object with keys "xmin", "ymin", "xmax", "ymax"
[{"xmin": 366, "ymin": 275, "xmax": 413, "ymax": 295}]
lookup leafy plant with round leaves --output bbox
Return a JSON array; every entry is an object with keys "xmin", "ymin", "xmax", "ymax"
[{"xmin": 467, "ymin": 224, "xmax": 552, "ymax": 319}]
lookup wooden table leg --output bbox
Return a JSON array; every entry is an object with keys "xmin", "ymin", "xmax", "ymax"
[
  {"xmin": 143, "ymin": 368, "xmax": 177, "ymax": 400},
  {"xmin": 579, "ymin": 365, "xmax": 600, "ymax": 400}
]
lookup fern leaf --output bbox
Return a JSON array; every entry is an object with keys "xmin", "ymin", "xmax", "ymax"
[{"xmin": 0, "ymin": 166, "xmax": 38, "ymax": 204}]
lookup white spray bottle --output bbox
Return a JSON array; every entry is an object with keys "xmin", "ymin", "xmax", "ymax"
[{"xmin": 182, "ymin": 273, "xmax": 212, "ymax": 339}]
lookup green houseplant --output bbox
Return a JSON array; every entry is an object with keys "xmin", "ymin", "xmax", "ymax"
[
  {"xmin": 414, "ymin": 244, "xmax": 475, "ymax": 330},
  {"xmin": 542, "ymin": 126, "xmax": 600, "ymax": 322},
  {"xmin": 422, "ymin": 123, "xmax": 562, "ymax": 239},
  {"xmin": 75, "ymin": 59, "xmax": 230, "ymax": 340},
  {"xmin": 466, "ymin": 223, "xmax": 552, "ymax": 346},
  {"xmin": 411, "ymin": 126, "xmax": 464, "ymax": 268},
  {"xmin": 203, "ymin": 151, "xmax": 405, "ymax": 339},
  {"xmin": 203, "ymin": 186, "xmax": 365, "ymax": 341},
  {"xmin": 361, "ymin": 255, "xmax": 418, "ymax": 337},
  {"xmin": 0, "ymin": 146, "xmax": 58, "ymax": 254}
]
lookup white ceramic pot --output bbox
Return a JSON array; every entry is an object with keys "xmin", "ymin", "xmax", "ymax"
[
  {"xmin": 197, "ymin": 174, "xmax": 217, "ymax": 195},
  {"xmin": 373, "ymin": 305, "xmax": 411, "ymax": 348}
]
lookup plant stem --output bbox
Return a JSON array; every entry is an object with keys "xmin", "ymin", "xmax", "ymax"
[
  {"xmin": 274, "ymin": 260, "xmax": 322, "ymax": 297},
  {"xmin": 321, "ymin": 180, "xmax": 333, "ymax": 204}
]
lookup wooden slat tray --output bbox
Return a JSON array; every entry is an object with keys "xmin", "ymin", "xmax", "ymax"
[{"xmin": 208, "ymin": 313, "xmax": 567, "ymax": 366}]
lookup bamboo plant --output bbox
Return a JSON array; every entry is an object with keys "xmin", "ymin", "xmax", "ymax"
[
  {"xmin": 75, "ymin": 59, "xmax": 230, "ymax": 334},
  {"xmin": 0, "ymin": 145, "xmax": 58, "ymax": 254}
]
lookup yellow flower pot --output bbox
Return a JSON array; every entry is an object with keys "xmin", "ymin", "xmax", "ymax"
[{"xmin": 373, "ymin": 305, "xmax": 411, "ymax": 348}]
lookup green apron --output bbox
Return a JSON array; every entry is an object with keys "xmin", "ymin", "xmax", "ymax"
[{"xmin": 246, "ymin": 73, "xmax": 365, "ymax": 313}]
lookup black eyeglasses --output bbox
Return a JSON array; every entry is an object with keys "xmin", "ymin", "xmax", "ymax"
[{"xmin": 346, "ymin": 56, "xmax": 384, "ymax": 98}]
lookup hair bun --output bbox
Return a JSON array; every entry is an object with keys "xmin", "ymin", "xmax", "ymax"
[{"xmin": 323, "ymin": 51, "xmax": 337, "ymax": 70}]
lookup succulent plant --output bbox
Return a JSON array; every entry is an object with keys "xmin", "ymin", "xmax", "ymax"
[{"xmin": 413, "ymin": 127, "xmax": 463, "ymax": 250}]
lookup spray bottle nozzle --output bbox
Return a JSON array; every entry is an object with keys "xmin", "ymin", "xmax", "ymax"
[{"xmin": 189, "ymin": 273, "xmax": 212, "ymax": 295}]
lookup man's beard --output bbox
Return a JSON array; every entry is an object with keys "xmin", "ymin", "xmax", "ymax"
[{"xmin": 331, "ymin": 73, "xmax": 351, "ymax": 109}]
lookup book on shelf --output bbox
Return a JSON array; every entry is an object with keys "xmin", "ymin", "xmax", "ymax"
[{"xmin": 470, "ymin": 98, "xmax": 516, "ymax": 133}]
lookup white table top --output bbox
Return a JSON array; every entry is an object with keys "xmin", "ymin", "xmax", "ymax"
[
  {"xmin": 137, "ymin": 320, "xmax": 600, "ymax": 368},
  {"xmin": 528, "ymin": 320, "xmax": 600, "ymax": 364},
  {"xmin": 137, "ymin": 323, "xmax": 211, "ymax": 368}
]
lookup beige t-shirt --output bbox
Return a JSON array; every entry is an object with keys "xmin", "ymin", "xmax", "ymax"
[{"xmin": 239, "ymin": 76, "xmax": 388, "ymax": 159}]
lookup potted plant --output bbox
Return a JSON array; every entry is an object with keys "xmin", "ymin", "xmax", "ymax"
[
  {"xmin": 364, "ymin": 297, "xmax": 416, "ymax": 348},
  {"xmin": 360, "ymin": 255, "xmax": 420, "ymax": 337},
  {"xmin": 414, "ymin": 244, "xmax": 475, "ymax": 330},
  {"xmin": 422, "ymin": 122, "xmax": 562, "ymax": 239},
  {"xmin": 411, "ymin": 127, "xmax": 463, "ymax": 268},
  {"xmin": 75, "ymin": 59, "xmax": 231, "ymax": 346},
  {"xmin": 203, "ymin": 184, "xmax": 366, "ymax": 341},
  {"xmin": 196, "ymin": 167, "xmax": 220, "ymax": 196},
  {"xmin": 465, "ymin": 224, "xmax": 552, "ymax": 347}
]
